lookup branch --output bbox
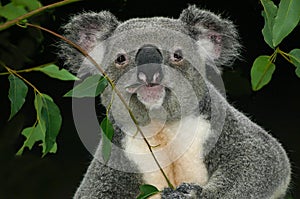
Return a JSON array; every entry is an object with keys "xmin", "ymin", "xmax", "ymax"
[
  {"xmin": 25, "ymin": 23, "xmax": 175, "ymax": 189},
  {"xmin": 0, "ymin": 0, "xmax": 81, "ymax": 31}
]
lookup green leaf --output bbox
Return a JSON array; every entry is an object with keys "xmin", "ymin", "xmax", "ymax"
[
  {"xmin": 16, "ymin": 124, "xmax": 44, "ymax": 155},
  {"xmin": 137, "ymin": 184, "xmax": 160, "ymax": 199},
  {"xmin": 0, "ymin": 2, "xmax": 28, "ymax": 20},
  {"xmin": 261, "ymin": 0, "xmax": 278, "ymax": 48},
  {"xmin": 35, "ymin": 94, "xmax": 61, "ymax": 155},
  {"xmin": 34, "ymin": 92, "xmax": 43, "ymax": 116},
  {"xmin": 289, "ymin": 49, "xmax": 300, "ymax": 77},
  {"xmin": 251, "ymin": 55, "xmax": 276, "ymax": 91},
  {"xmin": 8, "ymin": 74, "xmax": 28, "ymax": 120},
  {"xmin": 12, "ymin": 0, "xmax": 42, "ymax": 11},
  {"xmin": 272, "ymin": 0, "xmax": 300, "ymax": 47},
  {"xmin": 40, "ymin": 94, "xmax": 62, "ymax": 155},
  {"xmin": 64, "ymin": 74, "xmax": 108, "ymax": 98},
  {"xmin": 33, "ymin": 64, "xmax": 79, "ymax": 81},
  {"xmin": 289, "ymin": 49, "xmax": 300, "ymax": 67},
  {"xmin": 49, "ymin": 142, "xmax": 57, "ymax": 153},
  {"xmin": 16, "ymin": 121, "xmax": 57, "ymax": 155},
  {"xmin": 295, "ymin": 66, "xmax": 300, "ymax": 78},
  {"xmin": 100, "ymin": 116, "xmax": 114, "ymax": 164}
]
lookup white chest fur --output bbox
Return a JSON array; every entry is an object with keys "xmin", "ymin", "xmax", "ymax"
[{"xmin": 123, "ymin": 115, "xmax": 211, "ymax": 191}]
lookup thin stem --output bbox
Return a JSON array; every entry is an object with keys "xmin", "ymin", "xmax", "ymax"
[
  {"xmin": 0, "ymin": 0, "xmax": 81, "ymax": 31},
  {"xmin": 269, "ymin": 49, "xmax": 277, "ymax": 63},
  {"xmin": 0, "ymin": 63, "xmax": 55, "ymax": 76},
  {"xmin": 106, "ymin": 78, "xmax": 115, "ymax": 116},
  {"xmin": 0, "ymin": 71, "xmax": 10, "ymax": 75},
  {"xmin": 1, "ymin": 63, "xmax": 42, "ymax": 96},
  {"xmin": 25, "ymin": 23, "xmax": 174, "ymax": 189},
  {"xmin": 277, "ymin": 48, "xmax": 293, "ymax": 64}
]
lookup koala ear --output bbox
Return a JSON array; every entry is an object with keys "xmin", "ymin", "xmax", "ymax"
[
  {"xmin": 58, "ymin": 11, "xmax": 119, "ymax": 74},
  {"xmin": 179, "ymin": 5, "xmax": 240, "ymax": 67}
]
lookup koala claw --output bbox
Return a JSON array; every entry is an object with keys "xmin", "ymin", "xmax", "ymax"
[{"xmin": 161, "ymin": 183, "xmax": 202, "ymax": 199}]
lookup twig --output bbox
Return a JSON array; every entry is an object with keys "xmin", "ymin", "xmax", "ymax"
[
  {"xmin": 0, "ymin": 63, "xmax": 55, "ymax": 75},
  {"xmin": 25, "ymin": 23, "xmax": 174, "ymax": 189},
  {"xmin": 0, "ymin": 0, "xmax": 81, "ymax": 31}
]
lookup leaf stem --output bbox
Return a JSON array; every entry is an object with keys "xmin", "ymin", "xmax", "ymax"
[
  {"xmin": 26, "ymin": 23, "xmax": 174, "ymax": 189},
  {"xmin": 270, "ymin": 49, "xmax": 278, "ymax": 63},
  {"xmin": 0, "ymin": 0, "xmax": 81, "ymax": 31},
  {"xmin": 1, "ymin": 62, "xmax": 42, "ymax": 96},
  {"xmin": 0, "ymin": 63, "xmax": 55, "ymax": 76},
  {"xmin": 277, "ymin": 47, "xmax": 294, "ymax": 64}
]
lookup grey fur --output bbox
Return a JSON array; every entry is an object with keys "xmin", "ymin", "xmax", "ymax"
[
  {"xmin": 58, "ymin": 11, "xmax": 119, "ymax": 75},
  {"xmin": 179, "ymin": 5, "xmax": 240, "ymax": 67},
  {"xmin": 59, "ymin": 5, "xmax": 291, "ymax": 199}
]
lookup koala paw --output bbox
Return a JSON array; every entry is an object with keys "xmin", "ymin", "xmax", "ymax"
[{"xmin": 161, "ymin": 183, "xmax": 202, "ymax": 199}]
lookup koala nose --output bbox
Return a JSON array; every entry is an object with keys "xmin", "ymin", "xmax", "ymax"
[
  {"xmin": 136, "ymin": 44, "xmax": 163, "ymax": 65},
  {"xmin": 135, "ymin": 44, "xmax": 163, "ymax": 86}
]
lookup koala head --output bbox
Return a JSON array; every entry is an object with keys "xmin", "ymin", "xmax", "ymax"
[{"xmin": 59, "ymin": 5, "xmax": 240, "ymax": 130}]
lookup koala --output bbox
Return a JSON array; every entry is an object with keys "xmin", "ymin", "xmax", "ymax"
[{"xmin": 59, "ymin": 5, "xmax": 291, "ymax": 199}]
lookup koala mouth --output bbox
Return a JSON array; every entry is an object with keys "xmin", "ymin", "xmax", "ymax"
[{"xmin": 126, "ymin": 83, "xmax": 165, "ymax": 108}]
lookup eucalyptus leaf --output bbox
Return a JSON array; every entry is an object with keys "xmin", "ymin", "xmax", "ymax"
[
  {"xmin": 33, "ymin": 64, "xmax": 79, "ymax": 81},
  {"xmin": 261, "ymin": 0, "xmax": 278, "ymax": 48},
  {"xmin": 272, "ymin": 0, "xmax": 300, "ymax": 46},
  {"xmin": 289, "ymin": 49, "xmax": 300, "ymax": 77},
  {"xmin": 8, "ymin": 74, "xmax": 28, "ymax": 120},
  {"xmin": 0, "ymin": 2, "xmax": 27, "ymax": 21},
  {"xmin": 289, "ymin": 49, "xmax": 300, "ymax": 67},
  {"xmin": 39, "ymin": 94, "xmax": 62, "ymax": 155},
  {"xmin": 251, "ymin": 55, "xmax": 276, "ymax": 91},
  {"xmin": 34, "ymin": 94, "xmax": 61, "ymax": 155},
  {"xmin": 49, "ymin": 142, "xmax": 57, "ymax": 153},
  {"xmin": 295, "ymin": 67, "xmax": 300, "ymax": 78},
  {"xmin": 16, "ymin": 123, "xmax": 45, "ymax": 155},
  {"xmin": 16, "ymin": 119, "xmax": 57, "ymax": 155},
  {"xmin": 12, "ymin": 0, "xmax": 42, "ymax": 11},
  {"xmin": 64, "ymin": 74, "xmax": 108, "ymax": 98},
  {"xmin": 137, "ymin": 184, "xmax": 160, "ymax": 199},
  {"xmin": 100, "ymin": 116, "xmax": 114, "ymax": 164},
  {"xmin": 34, "ymin": 92, "xmax": 43, "ymax": 117}
]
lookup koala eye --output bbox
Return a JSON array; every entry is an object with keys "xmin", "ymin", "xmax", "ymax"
[
  {"xmin": 171, "ymin": 49, "xmax": 183, "ymax": 63},
  {"xmin": 115, "ymin": 53, "xmax": 129, "ymax": 68}
]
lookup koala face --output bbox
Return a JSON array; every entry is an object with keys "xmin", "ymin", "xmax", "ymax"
[{"xmin": 60, "ymin": 6, "xmax": 240, "ymax": 129}]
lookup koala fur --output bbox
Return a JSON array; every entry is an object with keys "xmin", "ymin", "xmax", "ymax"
[{"xmin": 59, "ymin": 5, "xmax": 291, "ymax": 199}]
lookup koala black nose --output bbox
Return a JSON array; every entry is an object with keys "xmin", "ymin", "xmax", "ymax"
[
  {"xmin": 136, "ymin": 44, "xmax": 163, "ymax": 65},
  {"xmin": 135, "ymin": 44, "xmax": 163, "ymax": 86}
]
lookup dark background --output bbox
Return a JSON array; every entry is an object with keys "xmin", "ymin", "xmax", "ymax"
[{"xmin": 0, "ymin": 0, "xmax": 299, "ymax": 198}]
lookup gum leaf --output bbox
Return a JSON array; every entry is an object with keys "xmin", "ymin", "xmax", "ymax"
[
  {"xmin": 100, "ymin": 116, "xmax": 114, "ymax": 164},
  {"xmin": 64, "ymin": 74, "xmax": 107, "ymax": 98},
  {"xmin": 272, "ymin": 0, "xmax": 300, "ymax": 46},
  {"xmin": 8, "ymin": 74, "xmax": 28, "ymax": 120},
  {"xmin": 33, "ymin": 64, "xmax": 79, "ymax": 81},
  {"xmin": 261, "ymin": 0, "xmax": 278, "ymax": 48},
  {"xmin": 251, "ymin": 55, "xmax": 276, "ymax": 91},
  {"xmin": 137, "ymin": 184, "xmax": 160, "ymax": 199}
]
